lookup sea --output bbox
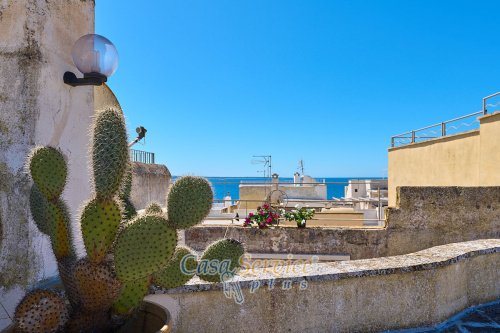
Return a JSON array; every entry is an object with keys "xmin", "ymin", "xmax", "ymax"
[{"xmin": 172, "ymin": 176, "xmax": 384, "ymax": 201}]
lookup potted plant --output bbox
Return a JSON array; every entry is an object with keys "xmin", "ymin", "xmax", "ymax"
[
  {"xmin": 283, "ymin": 205, "xmax": 315, "ymax": 228},
  {"xmin": 10, "ymin": 107, "xmax": 245, "ymax": 333},
  {"xmin": 243, "ymin": 203, "xmax": 281, "ymax": 229}
]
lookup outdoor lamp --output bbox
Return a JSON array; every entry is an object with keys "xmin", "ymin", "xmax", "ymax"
[{"xmin": 64, "ymin": 34, "xmax": 119, "ymax": 87}]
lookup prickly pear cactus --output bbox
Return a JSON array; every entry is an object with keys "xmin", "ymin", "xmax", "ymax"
[
  {"xmin": 114, "ymin": 215, "xmax": 177, "ymax": 281},
  {"xmin": 27, "ymin": 147, "xmax": 74, "ymax": 261},
  {"xmin": 91, "ymin": 108, "xmax": 129, "ymax": 200},
  {"xmin": 28, "ymin": 146, "xmax": 67, "ymax": 200},
  {"xmin": 80, "ymin": 198, "xmax": 122, "ymax": 262},
  {"xmin": 14, "ymin": 290, "xmax": 69, "ymax": 333},
  {"xmin": 144, "ymin": 201, "xmax": 163, "ymax": 215},
  {"xmin": 15, "ymin": 106, "xmax": 246, "ymax": 333},
  {"xmin": 118, "ymin": 166, "xmax": 137, "ymax": 220},
  {"xmin": 167, "ymin": 176, "xmax": 213, "ymax": 228},
  {"xmin": 153, "ymin": 246, "xmax": 198, "ymax": 289},
  {"xmin": 198, "ymin": 239, "xmax": 245, "ymax": 283}
]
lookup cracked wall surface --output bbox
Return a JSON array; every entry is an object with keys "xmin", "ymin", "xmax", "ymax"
[{"xmin": 0, "ymin": 1, "xmax": 94, "ymax": 329}]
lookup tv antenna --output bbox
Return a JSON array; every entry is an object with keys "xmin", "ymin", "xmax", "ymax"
[
  {"xmin": 251, "ymin": 155, "xmax": 272, "ymax": 179},
  {"xmin": 297, "ymin": 159, "xmax": 305, "ymax": 176}
]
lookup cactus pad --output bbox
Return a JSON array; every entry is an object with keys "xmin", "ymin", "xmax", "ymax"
[
  {"xmin": 112, "ymin": 278, "xmax": 150, "ymax": 315},
  {"xmin": 167, "ymin": 176, "xmax": 213, "ymax": 229},
  {"xmin": 118, "ymin": 166, "xmax": 133, "ymax": 200},
  {"xmin": 121, "ymin": 198, "xmax": 137, "ymax": 220},
  {"xmin": 81, "ymin": 198, "xmax": 122, "ymax": 263},
  {"xmin": 29, "ymin": 185, "xmax": 51, "ymax": 236},
  {"xmin": 74, "ymin": 258, "xmax": 122, "ymax": 312},
  {"xmin": 114, "ymin": 215, "xmax": 177, "ymax": 281},
  {"xmin": 14, "ymin": 290, "xmax": 69, "ymax": 333},
  {"xmin": 91, "ymin": 108, "xmax": 128, "ymax": 199},
  {"xmin": 57, "ymin": 257, "xmax": 80, "ymax": 308},
  {"xmin": 198, "ymin": 238, "xmax": 245, "ymax": 283},
  {"xmin": 144, "ymin": 202, "xmax": 164, "ymax": 215},
  {"xmin": 28, "ymin": 146, "xmax": 67, "ymax": 200},
  {"xmin": 47, "ymin": 199, "xmax": 74, "ymax": 259},
  {"xmin": 153, "ymin": 246, "xmax": 198, "ymax": 289}
]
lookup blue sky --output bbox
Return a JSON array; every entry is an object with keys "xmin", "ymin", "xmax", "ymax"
[{"xmin": 96, "ymin": 0, "xmax": 500, "ymax": 177}]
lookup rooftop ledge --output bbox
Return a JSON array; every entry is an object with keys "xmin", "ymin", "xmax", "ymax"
[{"xmin": 153, "ymin": 238, "xmax": 500, "ymax": 294}]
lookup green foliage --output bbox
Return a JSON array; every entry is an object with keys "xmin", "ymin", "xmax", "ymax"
[
  {"xmin": 198, "ymin": 239, "xmax": 244, "ymax": 283},
  {"xmin": 91, "ymin": 108, "xmax": 128, "ymax": 200},
  {"xmin": 28, "ymin": 146, "xmax": 67, "ymax": 200},
  {"xmin": 114, "ymin": 215, "xmax": 177, "ymax": 281},
  {"xmin": 167, "ymin": 176, "xmax": 213, "ymax": 229},
  {"xmin": 153, "ymin": 246, "xmax": 198, "ymax": 289},
  {"xmin": 80, "ymin": 198, "xmax": 122, "ymax": 263},
  {"xmin": 283, "ymin": 205, "xmax": 315, "ymax": 228}
]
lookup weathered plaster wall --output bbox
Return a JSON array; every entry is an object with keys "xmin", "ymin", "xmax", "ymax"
[
  {"xmin": 131, "ymin": 162, "xmax": 171, "ymax": 210},
  {"xmin": 388, "ymin": 112, "xmax": 500, "ymax": 206},
  {"xmin": 186, "ymin": 187, "xmax": 500, "ymax": 259},
  {"xmin": 0, "ymin": 0, "xmax": 94, "ymax": 328},
  {"xmin": 186, "ymin": 226, "xmax": 387, "ymax": 257},
  {"xmin": 148, "ymin": 239, "xmax": 500, "ymax": 333}
]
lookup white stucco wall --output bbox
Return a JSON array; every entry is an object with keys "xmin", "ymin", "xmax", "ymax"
[{"xmin": 0, "ymin": 1, "xmax": 95, "ymax": 328}]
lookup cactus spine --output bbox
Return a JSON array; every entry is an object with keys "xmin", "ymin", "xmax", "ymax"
[
  {"xmin": 16, "ymin": 106, "xmax": 245, "ymax": 332},
  {"xmin": 144, "ymin": 201, "xmax": 163, "ymax": 215},
  {"xmin": 28, "ymin": 147, "xmax": 74, "ymax": 261},
  {"xmin": 14, "ymin": 290, "xmax": 69, "ymax": 333}
]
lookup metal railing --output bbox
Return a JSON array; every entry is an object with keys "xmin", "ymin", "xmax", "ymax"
[
  {"xmin": 390, "ymin": 111, "xmax": 482, "ymax": 147},
  {"xmin": 391, "ymin": 92, "xmax": 500, "ymax": 148},
  {"xmin": 130, "ymin": 149, "xmax": 155, "ymax": 164}
]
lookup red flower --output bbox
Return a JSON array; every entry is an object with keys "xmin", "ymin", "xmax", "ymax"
[{"xmin": 266, "ymin": 217, "xmax": 273, "ymax": 224}]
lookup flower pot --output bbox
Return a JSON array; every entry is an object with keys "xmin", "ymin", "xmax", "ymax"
[
  {"xmin": 116, "ymin": 301, "xmax": 172, "ymax": 333},
  {"xmin": 297, "ymin": 220, "xmax": 307, "ymax": 228},
  {"xmin": 2, "ymin": 301, "xmax": 171, "ymax": 333}
]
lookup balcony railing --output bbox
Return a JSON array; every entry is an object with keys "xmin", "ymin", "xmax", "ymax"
[
  {"xmin": 390, "ymin": 92, "xmax": 500, "ymax": 148},
  {"xmin": 130, "ymin": 149, "xmax": 155, "ymax": 164}
]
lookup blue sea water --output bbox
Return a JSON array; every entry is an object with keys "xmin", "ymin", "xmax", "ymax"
[{"xmin": 172, "ymin": 176, "xmax": 384, "ymax": 201}]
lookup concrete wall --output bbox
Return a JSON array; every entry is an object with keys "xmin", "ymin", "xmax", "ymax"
[
  {"xmin": 147, "ymin": 239, "xmax": 500, "ymax": 333},
  {"xmin": 0, "ymin": 1, "xmax": 94, "ymax": 329},
  {"xmin": 186, "ymin": 186, "xmax": 500, "ymax": 259},
  {"xmin": 131, "ymin": 162, "xmax": 171, "ymax": 210},
  {"xmin": 239, "ymin": 184, "xmax": 327, "ymax": 209},
  {"xmin": 388, "ymin": 112, "xmax": 500, "ymax": 206}
]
